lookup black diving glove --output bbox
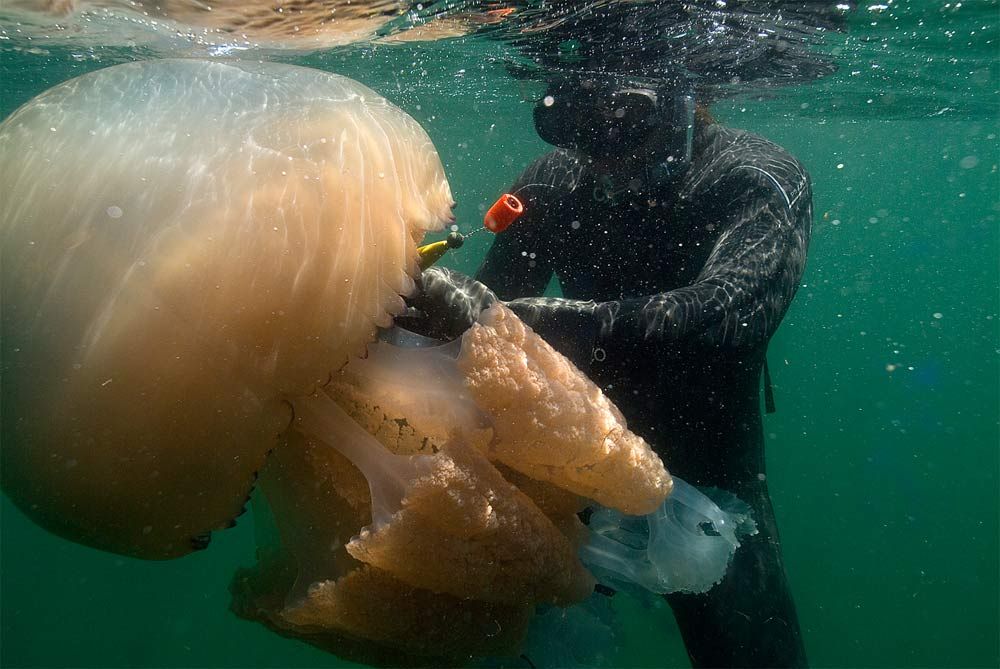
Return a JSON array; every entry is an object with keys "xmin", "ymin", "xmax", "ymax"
[
  {"xmin": 399, "ymin": 268, "xmax": 608, "ymax": 373},
  {"xmin": 397, "ymin": 266, "xmax": 499, "ymax": 341}
]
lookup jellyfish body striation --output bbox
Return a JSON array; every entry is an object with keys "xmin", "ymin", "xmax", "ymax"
[{"xmin": 0, "ymin": 58, "xmax": 454, "ymax": 559}]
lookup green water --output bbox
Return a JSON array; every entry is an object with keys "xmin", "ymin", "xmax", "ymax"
[{"xmin": 1, "ymin": 3, "xmax": 997, "ymax": 668}]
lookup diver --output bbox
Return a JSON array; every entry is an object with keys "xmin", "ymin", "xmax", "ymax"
[{"xmin": 407, "ymin": 70, "xmax": 812, "ymax": 668}]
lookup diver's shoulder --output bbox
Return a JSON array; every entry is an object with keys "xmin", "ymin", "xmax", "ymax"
[
  {"xmin": 514, "ymin": 148, "xmax": 589, "ymax": 194},
  {"xmin": 691, "ymin": 123, "xmax": 810, "ymax": 190}
]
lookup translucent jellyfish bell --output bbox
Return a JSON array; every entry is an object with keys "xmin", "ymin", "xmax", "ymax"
[
  {"xmin": 582, "ymin": 479, "xmax": 759, "ymax": 595},
  {"xmin": 0, "ymin": 59, "xmax": 454, "ymax": 559}
]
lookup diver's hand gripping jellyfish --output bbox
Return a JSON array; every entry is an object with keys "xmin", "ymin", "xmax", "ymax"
[{"xmin": 0, "ymin": 60, "xmax": 750, "ymax": 664}]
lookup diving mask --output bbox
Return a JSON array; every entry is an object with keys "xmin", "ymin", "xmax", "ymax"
[{"xmin": 533, "ymin": 76, "xmax": 695, "ymax": 175}]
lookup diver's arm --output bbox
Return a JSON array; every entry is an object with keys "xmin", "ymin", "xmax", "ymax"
[
  {"xmin": 475, "ymin": 215, "xmax": 553, "ymax": 301},
  {"xmin": 508, "ymin": 164, "xmax": 812, "ymax": 352},
  {"xmin": 476, "ymin": 152, "xmax": 576, "ymax": 300},
  {"xmin": 399, "ymin": 154, "xmax": 566, "ymax": 339}
]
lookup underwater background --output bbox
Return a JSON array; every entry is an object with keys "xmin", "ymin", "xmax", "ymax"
[{"xmin": 0, "ymin": 2, "xmax": 997, "ymax": 667}]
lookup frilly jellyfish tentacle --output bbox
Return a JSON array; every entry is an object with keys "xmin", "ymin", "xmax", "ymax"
[
  {"xmin": 231, "ymin": 427, "xmax": 533, "ymax": 663},
  {"xmin": 581, "ymin": 477, "xmax": 758, "ymax": 595},
  {"xmin": 459, "ymin": 304, "xmax": 673, "ymax": 515},
  {"xmin": 290, "ymin": 389, "xmax": 593, "ymax": 605}
]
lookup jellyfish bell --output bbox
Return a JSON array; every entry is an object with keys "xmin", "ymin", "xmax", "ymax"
[{"xmin": 0, "ymin": 58, "xmax": 454, "ymax": 559}]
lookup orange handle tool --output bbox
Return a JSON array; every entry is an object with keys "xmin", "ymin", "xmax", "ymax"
[{"xmin": 483, "ymin": 194, "xmax": 524, "ymax": 233}]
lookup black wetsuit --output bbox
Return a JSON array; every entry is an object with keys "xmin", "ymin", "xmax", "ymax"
[
  {"xmin": 417, "ymin": 122, "xmax": 811, "ymax": 667},
  {"xmin": 489, "ymin": 122, "xmax": 812, "ymax": 668}
]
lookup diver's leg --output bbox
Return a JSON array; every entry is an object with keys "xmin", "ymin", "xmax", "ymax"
[{"xmin": 665, "ymin": 481, "xmax": 807, "ymax": 668}]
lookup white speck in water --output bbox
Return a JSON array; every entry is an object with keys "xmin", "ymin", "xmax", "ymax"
[
  {"xmin": 932, "ymin": 312, "xmax": 943, "ymax": 319},
  {"xmin": 831, "ymin": 219, "xmax": 841, "ymax": 226},
  {"xmin": 959, "ymin": 155, "xmax": 979, "ymax": 169},
  {"xmin": 570, "ymin": 220, "xmax": 581, "ymax": 230},
  {"xmin": 836, "ymin": 163, "xmax": 844, "ymax": 169},
  {"xmin": 106, "ymin": 205, "xmax": 123, "ymax": 219},
  {"xmin": 450, "ymin": 224, "xmax": 459, "ymax": 232},
  {"xmin": 101, "ymin": 378, "xmax": 113, "ymax": 387},
  {"xmin": 757, "ymin": 472, "xmax": 767, "ymax": 481},
  {"xmin": 142, "ymin": 525, "xmax": 153, "ymax": 535},
  {"xmin": 543, "ymin": 95, "xmax": 555, "ymax": 107}
]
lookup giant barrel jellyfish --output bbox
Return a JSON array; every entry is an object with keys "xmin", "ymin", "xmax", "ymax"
[{"xmin": 0, "ymin": 59, "xmax": 750, "ymax": 664}]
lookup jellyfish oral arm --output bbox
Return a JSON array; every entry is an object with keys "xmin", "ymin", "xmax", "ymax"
[{"xmin": 291, "ymin": 391, "xmax": 431, "ymax": 528}]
